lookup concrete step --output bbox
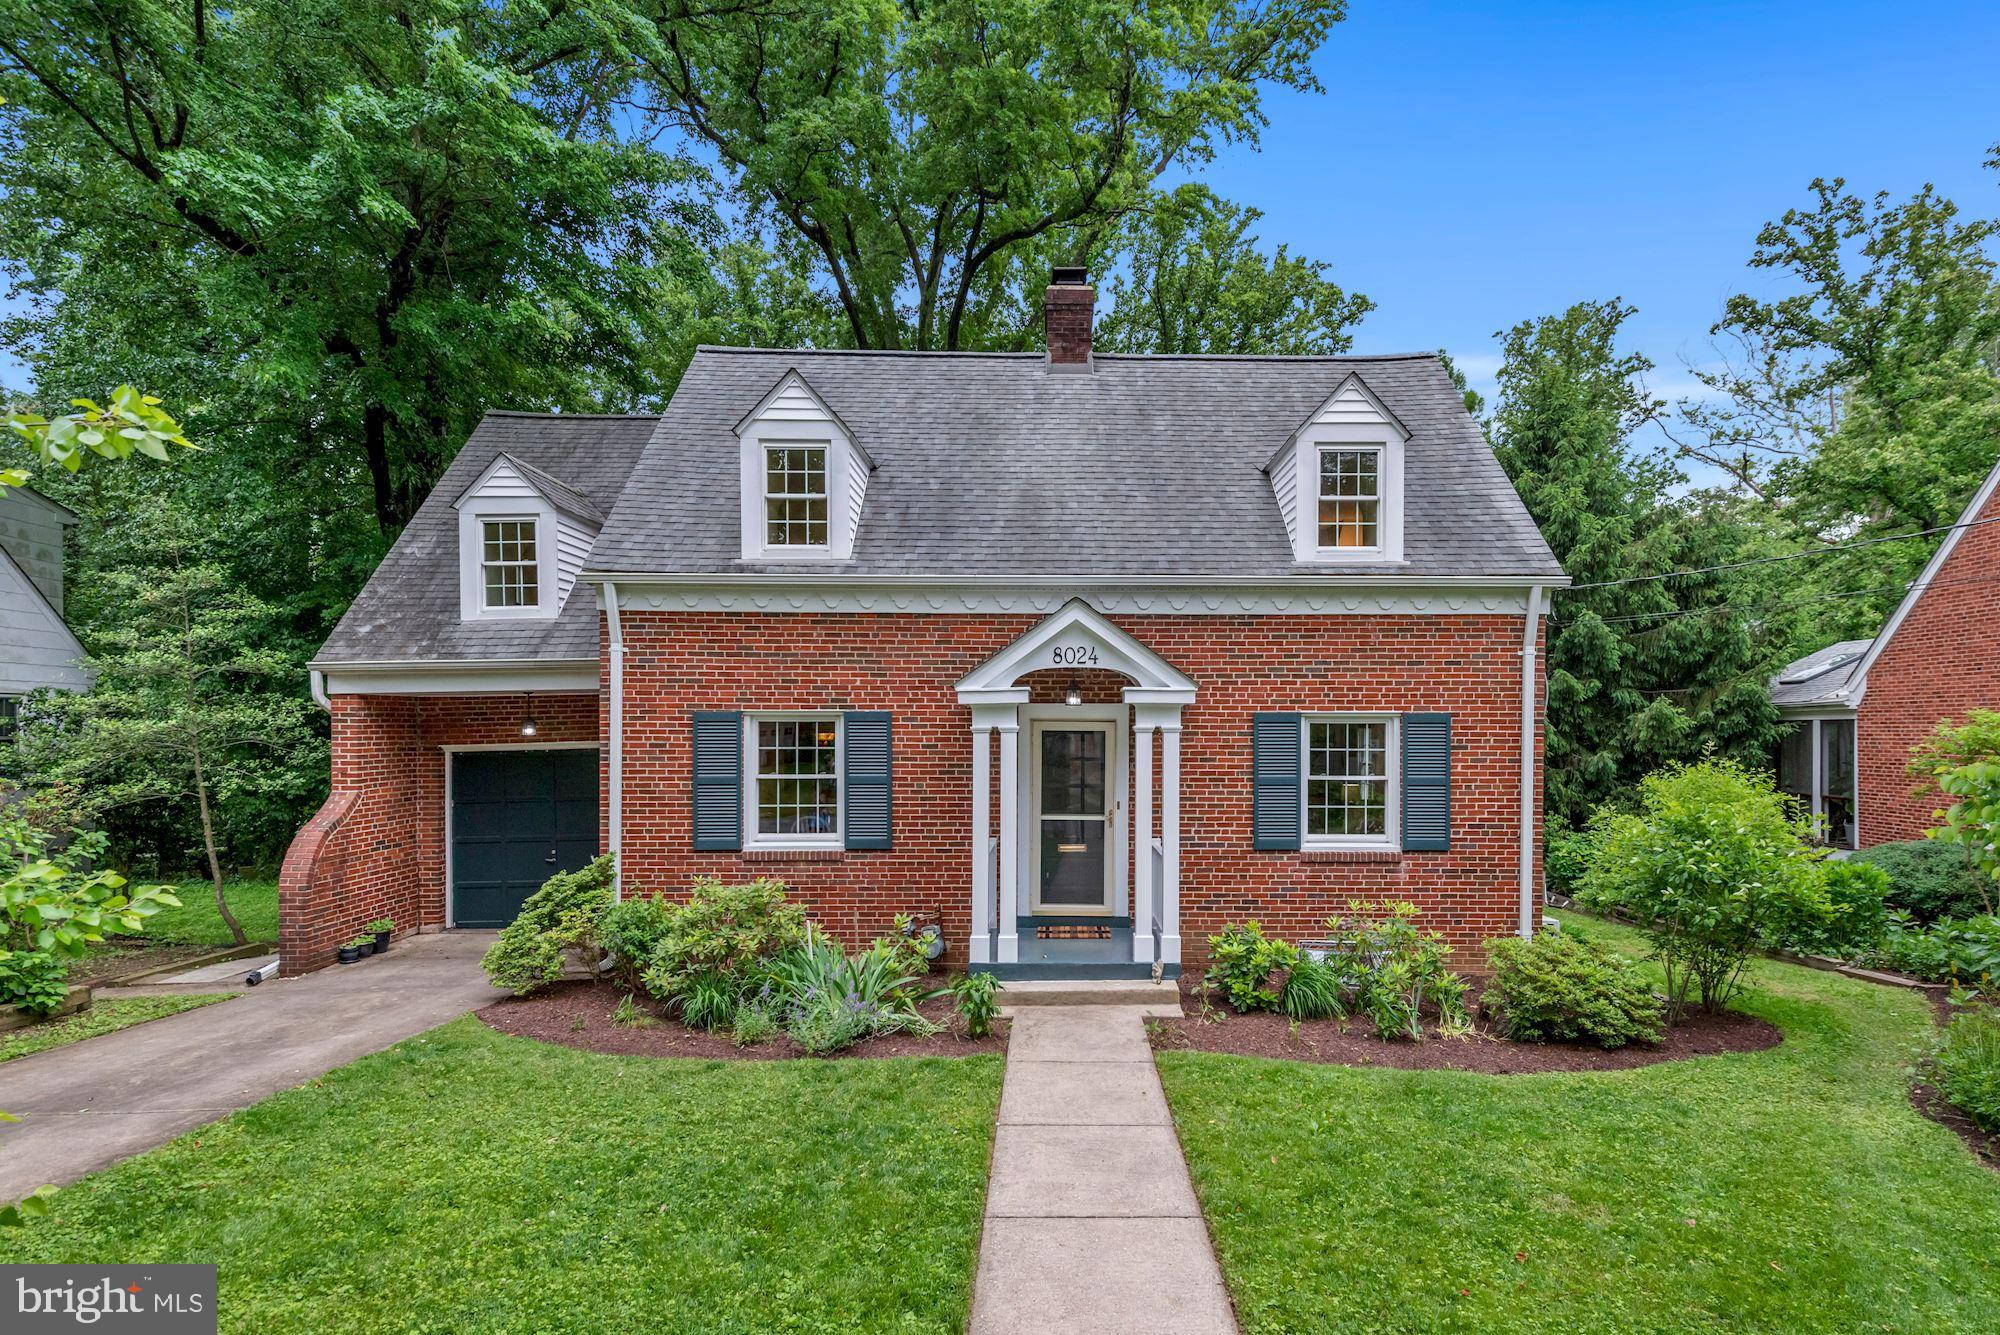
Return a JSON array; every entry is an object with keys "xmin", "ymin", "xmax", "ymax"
[{"xmin": 995, "ymin": 978, "xmax": 1184, "ymax": 1011}]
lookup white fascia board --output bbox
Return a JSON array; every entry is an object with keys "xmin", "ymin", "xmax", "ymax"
[
  {"xmin": 315, "ymin": 658, "xmax": 599, "ymax": 696},
  {"xmin": 579, "ymin": 570, "xmax": 1571, "ymax": 590},
  {"xmin": 1842, "ymin": 453, "xmax": 2000, "ymax": 708}
]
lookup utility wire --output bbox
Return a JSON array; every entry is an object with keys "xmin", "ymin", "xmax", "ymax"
[
  {"xmin": 1553, "ymin": 567, "xmax": 2000, "ymax": 637},
  {"xmin": 1558, "ymin": 512, "xmax": 2000, "ymax": 593}
]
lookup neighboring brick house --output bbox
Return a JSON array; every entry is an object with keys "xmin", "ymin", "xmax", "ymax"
[
  {"xmin": 1771, "ymin": 452, "xmax": 2000, "ymax": 849},
  {"xmin": 281, "ymin": 272, "xmax": 1566, "ymax": 977}
]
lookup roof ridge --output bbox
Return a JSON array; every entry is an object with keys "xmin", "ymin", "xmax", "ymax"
[
  {"xmin": 481, "ymin": 409, "xmax": 662, "ymax": 420},
  {"xmin": 691, "ymin": 345, "xmax": 1441, "ymax": 364}
]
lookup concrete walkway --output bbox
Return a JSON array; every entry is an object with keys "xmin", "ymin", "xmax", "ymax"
[
  {"xmin": 970, "ymin": 1006, "xmax": 1238, "ymax": 1335},
  {"xmin": 0, "ymin": 932, "xmax": 498, "ymax": 1198}
]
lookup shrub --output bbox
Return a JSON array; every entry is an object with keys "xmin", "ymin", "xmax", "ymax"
[
  {"xmin": 1482, "ymin": 931, "xmax": 1664, "ymax": 1048},
  {"xmin": 0, "ymin": 949, "xmax": 69, "ymax": 1017},
  {"xmin": 1322, "ymin": 901, "xmax": 1468, "ymax": 1041},
  {"xmin": 769, "ymin": 927, "xmax": 936, "ymax": 1054},
  {"xmin": 1, "ymin": 814, "xmax": 179, "ymax": 959},
  {"xmin": 640, "ymin": 878, "xmax": 808, "ymax": 1006},
  {"xmin": 1781, "ymin": 860, "xmax": 1891, "ymax": 959},
  {"xmin": 1204, "ymin": 922, "xmax": 1299, "ymax": 1013},
  {"xmin": 1854, "ymin": 839, "xmax": 1989, "ymax": 924},
  {"xmin": 949, "ymin": 971, "xmax": 1002, "ymax": 1038},
  {"xmin": 1579, "ymin": 759, "xmax": 1832, "ymax": 1020},
  {"xmin": 1910, "ymin": 710, "xmax": 2000, "ymax": 917},
  {"xmin": 479, "ymin": 855, "xmax": 615, "ymax": 996},
  {"xmin": 1871, "ymin": 913, "xmax": 2000, "ymax": 990},
  {"xmin": 1545, "ymin": 816, "xmax": 1599, "ymax": 900},
  {"xmin": 730, "ymin": 1002, "xmax": 778, "ymax": 1047},
  {"xmin": 1279, "ymin": 955, "xmax": 1343, "ymax": 1020},
  {"xmin": 1925, "ymin": 1003, "xmax": 2000, "ymax": 1131},
  {"xmin": 598, "ymin": 895, "xmax": 675, "ymax": 992}
]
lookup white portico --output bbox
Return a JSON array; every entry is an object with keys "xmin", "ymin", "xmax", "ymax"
[{"xmin": 957, "ymin": 600, "xmax": 1197, "ymax": 976}]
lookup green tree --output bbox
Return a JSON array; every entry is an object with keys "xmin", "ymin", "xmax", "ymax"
[
  {"xmin": 0, "ymin": 0, "xmax": 702, "ymax": 534},
  {"xmin": 1910, "ymin": 710, "xmax": 2000, "ymax": 917},
  {"xmin": 1095, "ymin": 185, "xmax": 1371, "ymax": 354},
  {"xmin": 1491, "ymin": 299, "xmax": 1784, "ymax": 824},
  {"xmin": 21, "ymin": 508, "xmax": 320, "ymax": 944},
  {"xmin": 613, "ymin": 0, "xmax": 1348, "ymax": 349}
]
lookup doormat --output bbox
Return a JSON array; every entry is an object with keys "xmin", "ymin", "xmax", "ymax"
[{"xmin": 1035, "ymin": 924, "xmax": 1112, "ymax": 940}]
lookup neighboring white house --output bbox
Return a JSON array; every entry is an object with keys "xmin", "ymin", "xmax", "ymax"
[{"xmin": 0, "ymin": 486, "xmax": 88, "ymax": 737}]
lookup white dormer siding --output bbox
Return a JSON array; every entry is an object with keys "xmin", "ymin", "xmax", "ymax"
[
  {"xmin": 452, "ymin": 455, "xmax": 598, "ymax": 621},
  {"xmin": 737, "ymin": 371, "xmax": 872, "ymax": 562},
  {"xmin": 1267, "ymin": 373, "xmax": 1409, "ymax": 565}
]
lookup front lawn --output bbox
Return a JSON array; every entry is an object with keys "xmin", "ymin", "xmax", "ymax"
[
  {"xmin": 10, "ymin": 1019, "xmax": 1002, "ymax": 1334},
  {"xmin": 144, "ymin": 877, "xmax": 280, "ymax": 946},
  {"xmin": 1159, "ymin": 913, "xmax": 2000, "ymax": 1333},
  {"xmin": 1, "ymin": 995, "xmax": 235, "ymax": 1062}
]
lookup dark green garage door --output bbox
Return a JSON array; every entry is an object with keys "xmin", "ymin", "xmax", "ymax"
[{"xmin": 451, "ymin": 749, "xmax": 599, "ymax": 928}]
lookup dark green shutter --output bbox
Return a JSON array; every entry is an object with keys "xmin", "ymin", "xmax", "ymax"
[
  {"xmin": 692, "ymin": 711, "xmax": 742, "ymax": 851},
  {"xmin": 843, "ymin": 712, "xmax": 892, "ymax": 850},
  {"xmin": 1252, "ymin": 712, "xmax": 1302, "ymax": 850},
  {"xmin": 1401, "ymin": 712, "xmax": 1452, "ymax": 852}
]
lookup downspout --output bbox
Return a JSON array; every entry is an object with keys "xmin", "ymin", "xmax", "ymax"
[
  {"xmin": 309, "ymin": 668, "xmax": 330, "ymax": 711},
  {"xmin": 601, "ymin": 581, "xmax": 625, "ymax": 901},
  {"xmin": 1518, "ymin": 584, "xmax": 1545, "ymax": 937}
]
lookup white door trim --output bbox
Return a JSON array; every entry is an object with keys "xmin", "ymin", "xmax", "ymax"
[
  {"xmin": 441, "ymin": 742, "xmax": 602, "ymax": 930},
  {"xmin": 1022, "ymin": 707, "xmax": 1126, "ymax": 917}
]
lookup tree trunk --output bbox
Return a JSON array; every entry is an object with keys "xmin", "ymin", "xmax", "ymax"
[
  {"xmin": 363, "ymin": 403, "xmax": 398, "ymax": 535},
  {"xmin": 191, "ymin": 745, "xmax": 247, "ymax": 947}
]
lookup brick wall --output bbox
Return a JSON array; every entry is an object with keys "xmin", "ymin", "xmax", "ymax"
[
  {"xmin": 1857, "ymin": 476, "xmax": 2000, "ymax": 845},
  {"xmin": 277, "ymin": 692, "xmax": 600, "ymax": 974},
  {"xmin": 615, "ymin": 609, "xmax": 1542, "ymax": 967}
]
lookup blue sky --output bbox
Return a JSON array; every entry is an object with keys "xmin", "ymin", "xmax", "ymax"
[
  {"xmin": 5, "ymin": 2, "xmax": 1997, "ymax": 426},
  {"xmin": 1202, "ymin": 1, "xmax": 2000, "ymax": 416}
]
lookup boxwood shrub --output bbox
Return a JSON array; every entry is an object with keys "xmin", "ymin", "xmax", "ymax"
[
  {"xmin": 1852, "ymin": 839, "xmax": 1990, "ymax": 924},
  {"xmin": 1482, "ymin": 930, "xmax": 1665, "ymax": 1049}
]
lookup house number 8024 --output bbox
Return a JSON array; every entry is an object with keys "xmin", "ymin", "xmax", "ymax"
[{"xmin": 1051, "ymin": 645, "xmax": 1100, "ymax": 666}]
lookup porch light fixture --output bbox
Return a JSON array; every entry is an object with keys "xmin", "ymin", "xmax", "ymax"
[
  {"xmin": 1063, "ymin": 679, "xmax": 1083, "ymax": 708},
  {"xmin": 519, "ymin": 693, "xmax": 538, "ymax": 738}
]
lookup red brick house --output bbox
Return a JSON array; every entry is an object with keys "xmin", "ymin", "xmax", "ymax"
[
  {"xmin": 1771, "ymin": 452, "xmax": 2000, "ymax": 849},
  {"xmin": 280, "ymin": 274, "xmax": 1566, "ymax": 977}
]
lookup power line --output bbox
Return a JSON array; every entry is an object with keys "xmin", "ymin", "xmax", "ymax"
[
  {"xmin": 1558, "ymin": 512, "xmax": 2000, "ymax": 593},
  {"xmin": 1554, "ymin": 567, "xmax": 2000, "ymax": 637}
]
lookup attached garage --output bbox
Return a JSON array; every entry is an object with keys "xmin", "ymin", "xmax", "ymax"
[{"xmin": 449, "ymin": 747, "xmax": 600, "ymax": 928}]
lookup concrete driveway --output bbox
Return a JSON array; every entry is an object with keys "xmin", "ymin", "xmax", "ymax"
[{"xmin": 0, "ymin": 931, "xmax": 499, "ymax": 1199}]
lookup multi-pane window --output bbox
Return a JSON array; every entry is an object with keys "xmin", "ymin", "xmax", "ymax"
[
  {"xmin": 752, "ymin": 717, "xmax": 840, "ymax": 840},
  {"xmin": 1305, "ymin": 718, "xmax": 1391, "ymax": 840},
  {"xmin": 480, "ymin": 519, "xmax": 539, "ymax": 608},
  {"xmin": 765, "ymin": 445, "xmax": 829, "ymax": 547},
  {"xmin": 1317, "ymin": 448, "xmax": 1380, "ymax": 549},
  {"xmin": 0, "ymin": 696, "xmax": 18, "ymax": 743}
]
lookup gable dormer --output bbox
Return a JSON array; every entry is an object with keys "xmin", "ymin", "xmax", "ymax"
[
  {"xmin": 736, "ymin": 371, "xmax": 872, "ymax": 562},
  {"xmin": 1264, "ymin": 372, "xmax": 1410, "ymax": 565},
  {"xmin": 452, "ymin": 453, "xmax": 604, "ymax": 621}
]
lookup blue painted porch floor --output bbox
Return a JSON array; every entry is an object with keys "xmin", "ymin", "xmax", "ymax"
[{"xmin": 972, "ymin": 926, "xmax": 1180, "ymax": 981}]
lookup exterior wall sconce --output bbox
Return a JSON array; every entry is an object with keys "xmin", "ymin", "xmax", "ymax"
[
  {"xmin": 1064, "ymin": 679, "xmax": 1082, "ymax": 707},
  {"xmin": 520, "ymin": 693, "xmax": 538, "ymax": 738}
]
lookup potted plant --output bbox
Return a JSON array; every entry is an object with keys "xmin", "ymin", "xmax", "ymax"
[
  {"xmin": 338, "ymin": 934, "xmax": 374, "ymax": 964},
  {"xmin": 366, "ymin": 917, "xmax": 395, "ymax": 953}
]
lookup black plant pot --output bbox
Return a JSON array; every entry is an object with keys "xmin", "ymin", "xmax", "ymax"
[
  {"xmin": 372, "ymin": 932, "xmax": 390, "ymax": 953},
  {"xmin": 338, "ymin": 945, "xmax": 366, "ymax": 964}
]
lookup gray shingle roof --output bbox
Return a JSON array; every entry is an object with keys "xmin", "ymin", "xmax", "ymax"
[
  {"xmin": 484, "ymin": 453, "xmax": 607, "ymax": 527},
  {"xmin": 1769, "ymin": 639, "xmax": 1872, "ymax": 709},
  {"xmin": 587, "ymin": 348, "xmax": 1564, "ymax": 579},
  {"xmin": 315, "ymin": 412, "xmax": 656, "ymax": 665}
]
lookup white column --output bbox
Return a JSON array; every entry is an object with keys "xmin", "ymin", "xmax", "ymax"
[
  {"xmin": 1132, "ymin": 720, "xmax": 1156, "ymax": 964},
  {"xmin": 1160, "ymin": 718, "xmax": 1182, "ymax": 966},
  {"xmin": 969, "ymin": 724, "xmax": 993, "ymax": 965},
  {"xmin": 996, "ymin": 721, "xmax": 1021, "ymax": 964}
]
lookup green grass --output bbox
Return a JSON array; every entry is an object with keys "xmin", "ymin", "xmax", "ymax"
[
  {"xmin": 134, "ymin": 878, "xmax": 279, "ymax": 947},
  {"xmin": 1, "ymin": 994, "xmax": 236, "ymax": 1062},
  {"xmin": 10, "ymin": 1019, "xmax": 1003, "ymax": 1334},
  {"xmin": 1159, "ymin": 912, "xmax": 2000, "ymax": 1333}
]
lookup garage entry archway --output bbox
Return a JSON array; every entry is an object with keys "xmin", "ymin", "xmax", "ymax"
[{"xmin": 449, "ymin": 747, "xmax": 600, "ymax": 928}]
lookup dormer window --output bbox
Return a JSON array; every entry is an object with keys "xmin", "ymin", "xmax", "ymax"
[
  {"xmin": 481, "ymin": 519, "xmax": 541, "ymax": 608},
  {"xmin": 765, "ymin": 445, "xmax": 830, "ymax": 548},
  {"xmin": 1317, "ymin": 448, "xmax": 1380, "ymax": 551},
  {"xmin": 738, "ymin": 371, "xmax": 873, "ymax": 561},
  {"xmin": 1267, "ymin": 372, "xmax": 1409, "ymax": 565}
]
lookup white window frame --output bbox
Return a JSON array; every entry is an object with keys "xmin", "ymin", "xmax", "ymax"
[
  {"xmin": 0, "ymin": 694, "xmax": 19, "ymax": 743},
  {"xmin": 1779, "ymin": 715, "xmax": 1859, "ymax": 852},
  {"xmin": 1300, "ymin": 713, "xmax": 1399, "ymax": 850},
  {"xmin": 743, "ymin": 712, "xmax": 844, "ymax": 849},
  {"xmin": 457, "ymin": 501, "xmax": 559, "ymax": 622},
  {"xmin": 759, "ymin": 440, "xmax": 832, "ymax": 551},
  {"xmin": 478, "ymin": 516, "xmax": 543, "ymax": 611},
  {"xmin": 1314, "ymin": 445, "xmax": 1384, "ymax": 555}
]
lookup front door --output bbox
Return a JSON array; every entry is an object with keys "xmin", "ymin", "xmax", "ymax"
[
  {"xmin": 451, "ymin": 748, "xmax": 599, "ymax": 927},
  {"xmin": 1032, "ymin": 723, "xmax": 1114, "ymax": 914}
]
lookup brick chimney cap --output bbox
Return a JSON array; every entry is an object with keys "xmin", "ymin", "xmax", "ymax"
[{"xmin": 1050, "ymin": 265, "xmax": 1090, "ymax": 287}]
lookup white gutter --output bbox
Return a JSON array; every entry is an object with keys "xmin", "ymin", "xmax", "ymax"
[
  {"xmin": 309, "ymin": 668, "xmax": 330, "ymax": 711},
  {"xmin": 1518, "ymin": 584, "xmax": 1545, "ymax": 937},
  {"xmin": 600, "ymin": 580, "xmax": 625, "ymax": 901},
  {"xmin": 577, "ymin": 570, "xmax": 1572, "ymax": 591}
]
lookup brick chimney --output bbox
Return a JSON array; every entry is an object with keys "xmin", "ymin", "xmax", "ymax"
[{"xmin": 1044, "ymin": 266, "xmax": 1094, "ymax": 368}]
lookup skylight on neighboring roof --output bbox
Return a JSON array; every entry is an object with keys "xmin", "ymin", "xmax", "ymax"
[{"xmin": 1777, "ymin": 650, "xmax": 1862, "ymax": 686}]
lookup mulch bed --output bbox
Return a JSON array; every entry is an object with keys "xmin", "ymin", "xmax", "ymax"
[
  {"xmin": 477, "ymin": 979, "xmax": 1008, "ymax": 1061},
  {"xmin": 1149, "ymin": 976, "xmax": 1782, "ymax": 1074}
]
